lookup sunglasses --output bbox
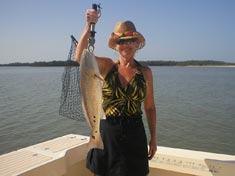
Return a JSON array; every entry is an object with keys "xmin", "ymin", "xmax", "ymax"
[{"xmin": 116, "ymin": 38, "xmax": 137, "ymax": 45}]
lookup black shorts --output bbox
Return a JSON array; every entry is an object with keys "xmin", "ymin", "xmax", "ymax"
[{"xmin": 87, "ymin": 116, "xmax": 149, "ymax": 176}]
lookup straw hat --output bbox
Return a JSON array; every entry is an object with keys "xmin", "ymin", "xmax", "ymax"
[{"xmin": 108, "ymin": 21, "xmax": 145, "ymax": 50}]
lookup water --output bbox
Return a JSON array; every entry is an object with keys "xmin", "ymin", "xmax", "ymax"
[{"xmin": 0, "ymin": 66, "xmax": 234, "ymax": 155}]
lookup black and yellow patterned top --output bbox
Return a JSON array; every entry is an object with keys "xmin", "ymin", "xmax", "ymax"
[{"xmin": 102, "ymin": 60, "xmax": 146, "ymax": 117}]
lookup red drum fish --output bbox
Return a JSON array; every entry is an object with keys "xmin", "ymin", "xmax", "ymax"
[{"xmin": 80, "ymin": 49, "xmax": 105, "ymax": 150}]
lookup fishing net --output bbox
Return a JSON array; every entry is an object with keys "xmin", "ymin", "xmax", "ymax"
[{"xmin": 59, "ymin": 35, "xmax": 85, "ymax": 120}]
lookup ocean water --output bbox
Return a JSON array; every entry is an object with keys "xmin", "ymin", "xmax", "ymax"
[{"xmin": 0, "ymin": 66, "xmax": 234, "ymax": 155}]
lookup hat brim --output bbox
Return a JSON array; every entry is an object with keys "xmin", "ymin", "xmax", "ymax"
[{"xmin": 108, "ymin": 32, "xmax": 145, "ymax": 50}]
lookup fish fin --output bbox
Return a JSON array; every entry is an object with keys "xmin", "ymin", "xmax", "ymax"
[
  {"xmin": 88, "ymin": 132, "xmax": 104, "ymax": 150},
  {"xmin": 94, "ymin": 74, "xmax": 104, "ymax": 82},
  {"xmin": 100, "ymin": 115, "xmax": 106, "ymax": 120},
  {"xmin": 100, "ymin": 109, "xmax": 106, "ymax": 119}
]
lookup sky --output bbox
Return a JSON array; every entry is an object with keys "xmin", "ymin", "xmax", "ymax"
[{"xmin": 0, "ymin": 0, "xmax": 235, "ymax": 64}]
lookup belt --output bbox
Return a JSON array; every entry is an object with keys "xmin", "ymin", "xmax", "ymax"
[{"xmin": 105, "ymin": 115, "xmax": 143, "ymax": 127}]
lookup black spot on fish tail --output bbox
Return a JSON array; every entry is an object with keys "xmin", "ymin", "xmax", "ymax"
[
  {"xmin": 93, "ymin": 116, "xmax": 96, "ymax": 118},
  {"xmin": 92, "ymin": 136, "xmax": 95, "ymax": 139}
]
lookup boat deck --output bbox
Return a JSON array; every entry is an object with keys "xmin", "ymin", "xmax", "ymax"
[{"xmin": 0, "ymin": 134, "xmax": 234, "ymax": 176}]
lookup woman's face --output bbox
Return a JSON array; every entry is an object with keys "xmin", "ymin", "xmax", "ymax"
[{"xmin": 115, "ymin": 38, "xmax": 139, "ymax": 59}]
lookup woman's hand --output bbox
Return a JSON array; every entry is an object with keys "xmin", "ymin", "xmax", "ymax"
[
  {"xmin": 148, "ymin": 138, "xmax": 157, "ymax": 160},
  {"xmin": 86, "ymin": 9, "xmax": 99, "ymax": 24}
]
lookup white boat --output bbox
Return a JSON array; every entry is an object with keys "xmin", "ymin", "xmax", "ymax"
[{"xmin": 0, "ymin": 134, "xmax": 234, "ymax": 176}]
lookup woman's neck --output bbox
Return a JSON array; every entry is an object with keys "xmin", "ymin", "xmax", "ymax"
[{"xmin": 118, "ymin": 57, "xmax": 135, "ymax": 68}]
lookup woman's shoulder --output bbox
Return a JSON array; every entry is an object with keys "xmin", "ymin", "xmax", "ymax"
[
  {"xmin": 140, "ymin": 65, "xmax": 153, "ymax": 81},
  {"xmin": 134, "ymin": 60, "xmax": 151, "ymax": 73},
  {"xmin": 96, "ymin": 56, "xmax": 114, "ymax": 64},
  {"xmin": 141, "ymin": 65, "xmax": 152, "ymax": 74},
  {"xmin": 96, "ymin": 56, "xmax": 115, "ymax": 77}
]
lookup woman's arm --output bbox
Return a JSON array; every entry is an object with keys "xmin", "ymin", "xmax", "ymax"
[
  {"xmin": 75, "ymin": 9, "xmax": 99, "ymax": 63},
  {"xmin": 143, "ymin": 66, "xmax": 157, "ymax": 160},
  {"xmin": 74, "ymin": 9, "xmax": 114, "ymax": 78}
]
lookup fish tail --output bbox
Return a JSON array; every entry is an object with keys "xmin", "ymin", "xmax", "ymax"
[{"xmin": 88, "ymin": 131, "xmax": 104, "ymax": 150}]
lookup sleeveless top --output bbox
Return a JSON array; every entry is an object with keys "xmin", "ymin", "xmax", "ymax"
[{"xmin": 102, "ymin": 60, "xmax": 146, "ymax": 117}]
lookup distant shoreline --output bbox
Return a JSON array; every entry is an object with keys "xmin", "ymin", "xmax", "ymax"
[
  {"xmin": 185, "ymin": 65, "xmax": 235, "ymax": 67},
  {"xmin": 0, "ymin": 60, "xmax": 235, "ymax": 67}
]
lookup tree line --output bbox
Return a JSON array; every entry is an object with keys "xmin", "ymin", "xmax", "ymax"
[
  {"xmin": 0, "ymin": 60, "xmax": 234, "ymax": 67},
  {"xmin": 140, "ymin": 60, "xmax": 235, "ymax": 66},
  {"xmin": 0, "ymin": 60, "xmax": 79, "ymax": 67}
]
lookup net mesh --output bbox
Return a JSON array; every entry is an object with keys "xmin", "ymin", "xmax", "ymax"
[{"xmin": 59, "ymin": 35, "xmax": 85, "ymax": 120}]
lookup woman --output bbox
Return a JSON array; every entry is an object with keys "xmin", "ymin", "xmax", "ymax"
[{"xmin": 75, "ymin": 9, "xmax": 157, "ymax": 176}]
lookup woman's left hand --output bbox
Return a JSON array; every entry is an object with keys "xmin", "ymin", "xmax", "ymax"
[{"xmin": 148, "ymin": 139, "xmax": 157, "ymax": 160}]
